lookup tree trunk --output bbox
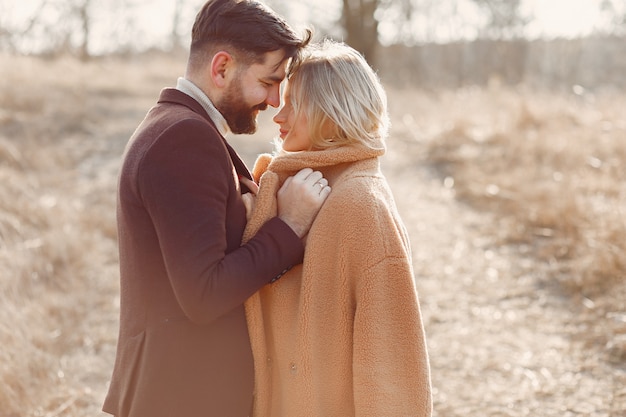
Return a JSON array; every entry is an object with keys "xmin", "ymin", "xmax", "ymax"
[
  {"xmin": 342, "ymin": 0, "xmax": 380, "ymax": 67},
  {"xmin": 77, "ymin": 0, "xmax": 90, "ymax": 60}
]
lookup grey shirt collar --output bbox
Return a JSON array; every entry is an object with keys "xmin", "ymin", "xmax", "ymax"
[{"xmin": 176, "ymin": 77, "xmax": 230, "ymax": 137}]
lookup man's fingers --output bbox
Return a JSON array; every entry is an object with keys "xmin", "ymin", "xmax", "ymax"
[{"xmin": 239, "ymin": 176, "xmax": 259, "ymax": 195}]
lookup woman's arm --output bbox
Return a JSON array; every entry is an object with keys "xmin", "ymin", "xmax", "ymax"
[{"xmin": 352, "ymin": 257, "xmax": 432, "ymax": 416}]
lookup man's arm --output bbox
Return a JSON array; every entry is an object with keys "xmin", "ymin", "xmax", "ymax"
[{"xmin": 138, "ymin": 120, "xmax": 327, "ymax": 324}]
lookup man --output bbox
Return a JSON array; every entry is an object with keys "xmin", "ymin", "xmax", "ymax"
[{"xmin": 102, "ymin": 1, "xmax": 329, "ymax": 416}]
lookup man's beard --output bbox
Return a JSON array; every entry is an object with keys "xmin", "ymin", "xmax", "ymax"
[{"xmin": 217, "ymin": 77, "xmax": 267, "ymax": 134}]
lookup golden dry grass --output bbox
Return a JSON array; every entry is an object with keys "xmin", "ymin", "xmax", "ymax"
[
  {"xmin": 385, "ymin": 84, "xmax": 626, "ymax": 415},
  {"xmin": 0, "ymin": 53, "xmax": 624, "ymax": 416},
  {"xmin": 0, "ymin": 53, "xmax": 185, "ymax": 416},
  {"xmin": 415, "ymin": 86, "xmax": 626, "ymax": 296}
]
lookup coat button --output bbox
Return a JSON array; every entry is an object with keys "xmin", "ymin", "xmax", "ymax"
[{"xmin": 290, "ymin": 363, "xmax": 297, "ymax": 374}]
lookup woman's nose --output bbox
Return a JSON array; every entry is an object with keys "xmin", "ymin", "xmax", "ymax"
[{"xmin": 273, "ymin": 107, "xmax": 285, "ymax": 124}]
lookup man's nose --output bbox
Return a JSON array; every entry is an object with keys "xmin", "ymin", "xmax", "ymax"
[{"xmin": 266, "ymin": 85, "xmax": 281, "ymax": 108}]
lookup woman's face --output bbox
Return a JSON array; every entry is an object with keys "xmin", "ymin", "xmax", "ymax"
[{"xmin": 273, "ymin": 83, "xmax": 311, "ymax": 152}]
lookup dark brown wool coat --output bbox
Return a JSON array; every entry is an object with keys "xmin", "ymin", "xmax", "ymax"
[{"xmin": 103, "ymin": 89, "xmax": 303, "ymax": 417}]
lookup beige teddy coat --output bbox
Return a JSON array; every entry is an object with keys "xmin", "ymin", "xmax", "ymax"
[{"xmin": 243, "ymin": 142, "xmax": 432, "ymax": 417}]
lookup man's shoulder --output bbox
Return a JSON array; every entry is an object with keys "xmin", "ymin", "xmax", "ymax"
[
  {"xmin": 134, "ymin": 93, "xmax": 219, "ymax": 145},
  {"xmin": 157, "ymin": 88, "xmax": 207, "ymax": 115},
  {"xmin": 125, "ymin": 93, "xmax": 224, "ymax": 165},
  {"xmin": 148, "ymin": 105, "xmax": 217, "ymax": 137},
  {"xmin": 147, "ymin": 89, "xmax": 214, "ymax": 127}
]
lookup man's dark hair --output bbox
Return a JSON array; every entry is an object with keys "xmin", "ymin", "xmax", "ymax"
[{"xmin": 189, "ymin": 0, "xmax": 311, "ymax": 73}]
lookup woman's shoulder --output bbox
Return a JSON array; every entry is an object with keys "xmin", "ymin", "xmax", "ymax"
[
  {"xmin": 314, "ymin": 171, "xmax": 411, "ymax": 267},
  {"xmin": 324, "ymin": 172, "xmax": 396, "ymax": 228},
  {"xmin": 330, "ymin": 166, "xmax": 391, "ymax": 204}
]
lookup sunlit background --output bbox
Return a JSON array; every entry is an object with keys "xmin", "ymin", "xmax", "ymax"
[
  {"xmin": 1, "ymin": 1, "xmax": 626, "ymax": 417},
  {"xmin": 1, "ymin": 0, "xmax": 624, "ymax": 55}
]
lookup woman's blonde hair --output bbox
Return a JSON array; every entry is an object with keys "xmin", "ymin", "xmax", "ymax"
[{"xmin": 285, "ymin": 39, "xmax": 389, "ymax": 150}]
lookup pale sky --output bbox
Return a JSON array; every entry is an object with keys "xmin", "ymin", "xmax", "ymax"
[
  {"xmin": 522, "ymin": 0, "xmax": 604, "ymax": 38},
  {"xmin": 1, "ymin": 0, "xmax": 612, "ymax": 54}
]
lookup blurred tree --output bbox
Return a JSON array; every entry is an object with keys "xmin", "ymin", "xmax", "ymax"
[
  {"xmin": 472, "ymin": 0, "xmax": 528, "ymax": 39},
  {"xmin": 600, "ymin": 0, "xmax": 626, "ymax": 34},
  {"xmin": 0, "ymin": 0, "xmax": 92, "ymax": 56},
  {"xmin": 0, "ymin": 0, "xmax": 151, "ymax": 56},
  {"xmin": 172, "ymin": 0, "xmax": 185, "ymax": 51},
  {"xmin": 469, "ymin": 0, "xmax": 528, "ymax": 86},
  {"xmin": 0, "ymin": 0, "xmax": 49, "ymax": 53},
  {"xmin": 339, "ymin": 0, "xmax": 528, "ymax": 65},
  {"xmin": 340, "ymin": 0, "xmax": 531, "ymax": 51},
  {"xmin": 342, "ymin": 0, "xmax": 380, "ymax": 62},
  {"xmin": 171, "ymin": 0, "xmax": 204, "ymax": 52},
  {"xmin": 75, "ymin": 0, "xmax": 91, "ymax": 60}
]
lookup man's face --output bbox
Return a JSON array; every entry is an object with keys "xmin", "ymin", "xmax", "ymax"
[{"xmin": 216, "ymin": 49, "xmax": 288, "ymax": 134}]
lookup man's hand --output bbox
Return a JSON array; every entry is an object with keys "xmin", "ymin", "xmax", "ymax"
[
  {"xmin": 239, "ymin": 176, "xmax": 259, "ymax": 195},
  {"xmin": 277, "ymin": 168, "xmax": 331, "ymax": 238}
]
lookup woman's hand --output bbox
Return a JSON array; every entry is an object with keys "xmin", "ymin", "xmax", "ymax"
[{"xmin": 277, "ymin": 168, "xmax": 331, "ymax": 238}]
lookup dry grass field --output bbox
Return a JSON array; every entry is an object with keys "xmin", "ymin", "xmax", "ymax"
[{"xmin": 0, "ymin": 53, "xmax": 624, "ymax": 416}]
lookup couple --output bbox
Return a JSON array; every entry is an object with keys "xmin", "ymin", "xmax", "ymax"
[{"xmin": 103, "ymin": 0, "xmax": 431, "ymax": 416}]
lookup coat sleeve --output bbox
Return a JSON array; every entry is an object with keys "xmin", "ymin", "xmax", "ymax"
[
  {"xmin": 137, "ymin": 119, "xmax": 303, "ymax": 324},
  {"xmin": 352, "ymin": 257, "xmax": 432, "ymax": 417},
  {"xmin": 335, "ymin": 176, "xmax": 432, "ymax": 416}
]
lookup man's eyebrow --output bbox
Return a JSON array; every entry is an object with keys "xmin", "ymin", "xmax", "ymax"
[{"xmin": 263, "ymin": 75, "xmax": 284, "ymax": 83}]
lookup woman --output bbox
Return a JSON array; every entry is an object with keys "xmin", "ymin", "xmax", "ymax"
[{"xmin": 242, "ymin": 40, "xmax": 432, "ymax": 417}]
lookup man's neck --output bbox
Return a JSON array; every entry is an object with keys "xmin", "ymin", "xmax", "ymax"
[{"xmin": 176, "ymin": 77, "xmax": 230, "ymax": 137}]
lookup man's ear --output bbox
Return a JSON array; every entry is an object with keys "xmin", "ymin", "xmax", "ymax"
[{"xmin": 210, "ymin": 51, "xmax": 233, "ymax": 88}]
